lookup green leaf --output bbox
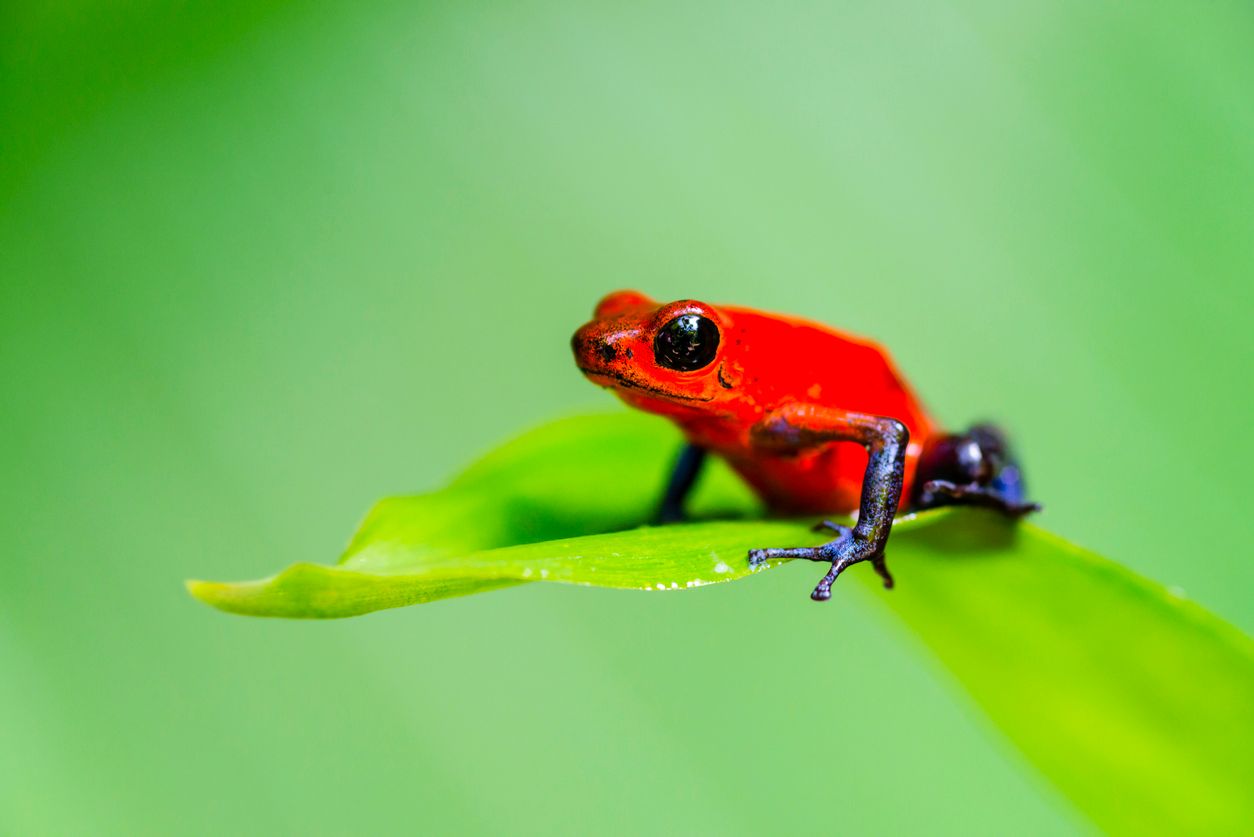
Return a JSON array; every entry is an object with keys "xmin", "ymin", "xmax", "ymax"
[
  {"xmin": 189, "ymin": 412, "xmax": 1254, "ymax": 834},
  {"xmin": 870, "ymin": 513, "xmax": 1254, "ymax": 835}
]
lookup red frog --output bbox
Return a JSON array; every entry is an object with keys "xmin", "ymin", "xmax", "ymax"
[{"xmin": 572, "ymin": 290, "xmax": 1039, "ymax": 601}]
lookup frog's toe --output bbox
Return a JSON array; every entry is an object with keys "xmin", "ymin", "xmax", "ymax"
[
  {"xmin": 811, "ymin": 519, "xmax": 853, "ymax": 536},
  {"xmin": 748, "ymin": 525, "xmax": 891, "ymax": 600},
  {"xmin": 747, "ymin": 545, "xmax": 829, "ymax": 567},
  {"xmin": 871, "ymin": 554, "xmax": 894, "ymax": 589}
]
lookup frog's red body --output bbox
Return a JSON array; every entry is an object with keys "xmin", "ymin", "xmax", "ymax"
[
  {"xmin": 573, "ymin": 290, "xmax": 1036, "ymax": 600},
  {"xmin": 631, "ymin": 305, "xmax": 934, "ymax": 515}
]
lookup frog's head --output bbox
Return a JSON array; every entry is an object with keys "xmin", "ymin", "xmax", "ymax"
[{"xmin": 572, "ymin": 290, "xmax": 736, "ymax": 414}]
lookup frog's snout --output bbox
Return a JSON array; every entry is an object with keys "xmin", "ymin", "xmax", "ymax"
[
  {"xmin": 594, "ymin": 340, "xmax": 618, "ymax": 363},
  {"xmin": 571, "ymin": 320, "xmax": 638, "ymax": 380}
]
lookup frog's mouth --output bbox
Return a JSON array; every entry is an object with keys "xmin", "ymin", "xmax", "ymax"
[{"xmin": 577, "ymin": 366, "xmax": 714, "ymax": 403}]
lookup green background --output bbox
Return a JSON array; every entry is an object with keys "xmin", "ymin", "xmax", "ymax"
[{"xmin": 2, "ymin": 1, "xmax": 1250, "ymax": 833}]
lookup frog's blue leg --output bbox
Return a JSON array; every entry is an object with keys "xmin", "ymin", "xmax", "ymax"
[
  {"xmin": 912, "ymin": 424, "xmax": 1041, "ymax": 516},
  {"xmin": 653, "ymin": 444, "xmax": 707, "ymax": 524},
  {"xmin": 744, "ymin": 406, "xmax": 908, "ymax": 600}
]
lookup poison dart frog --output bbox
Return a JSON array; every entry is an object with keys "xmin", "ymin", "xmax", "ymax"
[{"xmin": 572, "ymin": 291, "xmax": 1039, "ymax": 601}]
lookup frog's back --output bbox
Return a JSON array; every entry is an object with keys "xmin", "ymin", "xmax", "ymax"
[
  {"xmin": 719, "ymin": 305, "xmax": 933, "ymax": 429},
  {"xmin": 700, "ymin": 305, "xmax": 938, "ymax": 514}
]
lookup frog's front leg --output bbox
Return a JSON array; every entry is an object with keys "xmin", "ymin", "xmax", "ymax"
[
  {"xmin": 746, "ymin": 404, "xmax": 908, "ymax": 601},
  {"xmin": 653, "ymin": 443, "xmax": 707, "ymax": 524}
]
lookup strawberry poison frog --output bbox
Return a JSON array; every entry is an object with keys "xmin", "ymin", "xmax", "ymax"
[{"xmin": 572, "ymin": 291, "xmax": 1039, "ymax": 601}]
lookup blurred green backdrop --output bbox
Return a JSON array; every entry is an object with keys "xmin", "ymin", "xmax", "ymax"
[{"xmin": 2, "ymin": 1, "xmax": 1251, "ymax": 834}]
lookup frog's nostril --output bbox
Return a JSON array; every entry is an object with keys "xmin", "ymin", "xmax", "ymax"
[{"xmin": 596, "ymin": 341, "xmax": 617, "ymax": 363}]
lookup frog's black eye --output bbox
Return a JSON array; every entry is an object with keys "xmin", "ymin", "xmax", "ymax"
[{"xmin": 654, "ymin": 314, "xmax": 720, "ymax": 372}]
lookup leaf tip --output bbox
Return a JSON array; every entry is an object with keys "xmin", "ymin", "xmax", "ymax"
[{"xmin": 185, "ymin": 577, "xmax": 262, "ymax": 615}]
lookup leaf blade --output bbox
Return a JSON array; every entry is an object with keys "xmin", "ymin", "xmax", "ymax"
[
  {"xmin": 189, "ymin": 411, "xmax": 1254, "ymax": 833},
  {"xmin": 867, "ymin": 515, "xmax": 1254, "ymax": 835}
]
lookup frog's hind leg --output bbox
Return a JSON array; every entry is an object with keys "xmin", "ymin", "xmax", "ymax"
[{"xmin": 912, "ymin": 424, "xmax": 1041, "ymax": 517}]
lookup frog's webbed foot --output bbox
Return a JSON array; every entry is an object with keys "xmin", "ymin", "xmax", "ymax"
[
  {"xmin": 651, "ymin": 506, "xmax": 687, "ymax": 526},
  {"xmin": 748, "ymin": 523, "xmax": 894, "ymax": 600},
  {"xmin": 919, "ymin": 479, "xmax": 1041, "ymax": 518},
  {"xmin": 913, "ymin": 424, "xmax": 1041, "ymax": 518}
]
